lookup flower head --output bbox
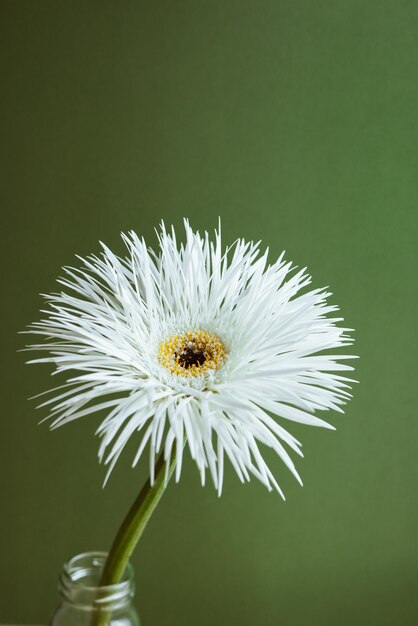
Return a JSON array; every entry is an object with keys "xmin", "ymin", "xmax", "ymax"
[{"xmin": 26, "ymin": 220, "xmax": 355, "ymax": 497}]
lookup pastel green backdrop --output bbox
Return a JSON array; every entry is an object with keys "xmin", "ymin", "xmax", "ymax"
[{"xmin": 1, "ymin": 1, "xmax": 417, "ymax": 624}]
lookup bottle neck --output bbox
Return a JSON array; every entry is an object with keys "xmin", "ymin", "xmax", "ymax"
[{"xmin": 59, "ymin": 552, "xmax": 135, "ymax": 610}]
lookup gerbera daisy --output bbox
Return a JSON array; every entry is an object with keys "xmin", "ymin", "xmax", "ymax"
[{"xmin": 26, "ymin": 220, "xmax": 355, "ymax": 498}]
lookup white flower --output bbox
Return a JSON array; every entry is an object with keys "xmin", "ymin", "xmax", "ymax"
[{"xmin": 26, "ymin": 220, "xmax": 355, "ymax": 497}]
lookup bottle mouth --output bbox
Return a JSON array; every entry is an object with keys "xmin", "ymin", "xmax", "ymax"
[{"xmin": 59, "ymin": 551, "xmax": 135, "ymax": 609}]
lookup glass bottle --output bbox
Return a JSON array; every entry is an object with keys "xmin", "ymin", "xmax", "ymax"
[{"xmin": 50, "ymin": 551, "xmax": 140, "ymax": 626}]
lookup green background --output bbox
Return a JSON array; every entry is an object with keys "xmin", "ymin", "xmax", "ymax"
[{"xmin": 1, "ymin": 1, "xmax": 417, "ymax": 624}]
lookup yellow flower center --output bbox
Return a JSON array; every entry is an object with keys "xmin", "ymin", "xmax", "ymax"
[{"xmin": 158, "ymin": 330, "xmax": 227, "ymax": 378}]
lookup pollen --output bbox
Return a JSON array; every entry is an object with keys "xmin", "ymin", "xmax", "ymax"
[{"xmin": 158, "ymin": 330, "xmax": 227, "ymax": 378}]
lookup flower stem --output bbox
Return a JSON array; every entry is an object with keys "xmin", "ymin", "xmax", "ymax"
[
  {"xmin": 102, "ymin": 446, "xmax": 176, "ymax": 585},
  {"xmin": 93, "ymin": 446, "xmax": 177, "ymax": 625}
]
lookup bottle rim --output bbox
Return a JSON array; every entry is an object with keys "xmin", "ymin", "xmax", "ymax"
[{"xmin": 59, "ymin": 551, "xmax": 135, "ymax": 609}]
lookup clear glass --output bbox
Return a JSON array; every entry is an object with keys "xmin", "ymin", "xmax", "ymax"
[{"xmin": 50, "ymin": 551, "xmax": 140, "ymax": 626}]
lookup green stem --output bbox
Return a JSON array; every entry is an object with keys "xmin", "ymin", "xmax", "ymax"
[
  {"xmin": 102, "ymin": 446, "xmax": 176, "ymax": 586},
  {"xmin": 92, "ymin": 446, "xmax": 177, "ymax": 625}
]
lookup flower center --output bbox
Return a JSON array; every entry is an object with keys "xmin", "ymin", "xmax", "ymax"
[{"xmin": 158, "ymin": 330, "xmax": 227, "ymax": 378}]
